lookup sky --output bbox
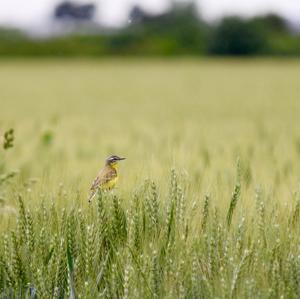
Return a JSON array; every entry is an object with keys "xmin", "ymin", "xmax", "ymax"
[{"xmin": 1, "ymin": 0, "xmax": 300, "ymax": 32}]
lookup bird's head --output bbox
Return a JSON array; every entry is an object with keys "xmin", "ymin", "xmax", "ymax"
[{"xmin": 105, "ymin": 155, "xmax": 126, "ymax": 167}]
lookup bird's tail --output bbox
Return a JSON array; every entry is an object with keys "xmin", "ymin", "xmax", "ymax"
[{"xmin": 88, "ymin": 189, "xmax": 97, "ymax": 203}]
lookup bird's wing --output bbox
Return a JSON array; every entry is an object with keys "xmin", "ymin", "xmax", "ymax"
[{"xmin": 90, "ymin": 167, "xmax": 117, "ymax": 191}]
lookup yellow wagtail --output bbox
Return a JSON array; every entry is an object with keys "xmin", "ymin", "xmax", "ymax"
[{"xmin": 88, "ymin": 155, "xmax": 126, "ymax": 202}]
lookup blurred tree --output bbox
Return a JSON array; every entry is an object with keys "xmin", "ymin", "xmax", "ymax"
[
  {"xmin": 129, "ymin": 6, "xmax": 149, "ymax": 24},
  {"xmin": 106, "ymin": 3, "xmax": 208, "ymax": 55},
  {"xmin": 54, "ymin": 1, "xmax": 95, "ymax": 21},
  {"xmin": 0, "ymin": 7, "xmax": 300, "ymax": 57},
  {"xmin": 252, "ymin": 14, "xmax": 288, "ymax": 33},
  {"xmin": 209, "ymin": 17, "xmax": 267, "ymax": 55}
]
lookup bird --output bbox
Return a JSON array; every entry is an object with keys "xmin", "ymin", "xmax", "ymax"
[{"xmin": 88, "ymin": 155, "xmax": 126, "ymax": 202}]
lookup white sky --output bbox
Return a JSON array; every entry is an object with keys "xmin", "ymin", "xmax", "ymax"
[{"xmin": 1, "ymin": 0, "xmax": 300, "ymax": 31}]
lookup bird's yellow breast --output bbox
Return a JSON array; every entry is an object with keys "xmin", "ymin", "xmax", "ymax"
[{"xmin": 101, "ymin": 176, "xmax": 118, "ymax": 190}]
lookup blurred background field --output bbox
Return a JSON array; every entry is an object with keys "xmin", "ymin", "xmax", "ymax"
[{"xmin": 1, "ymin": 58, "xmax": 300, "ymax": 211}]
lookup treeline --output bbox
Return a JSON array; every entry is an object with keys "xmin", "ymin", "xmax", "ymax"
[{"xmin": 1, "ymin": 4, "xmax": 300, "ymax": 57}]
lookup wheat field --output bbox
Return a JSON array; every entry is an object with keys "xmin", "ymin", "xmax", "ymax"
[{"xmin": 1, "ymin": 59, "xmax": 300, "ymax": 298}]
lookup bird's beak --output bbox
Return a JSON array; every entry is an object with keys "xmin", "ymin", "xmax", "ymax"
[{"xmin": 118, "ymin": 157, "xmax": 126, "ymax": 160}]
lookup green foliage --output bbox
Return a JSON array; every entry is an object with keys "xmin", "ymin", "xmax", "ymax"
[
  {"xmin": 0, "ymin": 174, "xmax": 300, "ymax": 297},
  {"xmin": 3, "ymin": 129, "xmax": 14, "ymax": 150},
  {"xmin": 252, "ymin": 14, "xmax": 288, "ymax": 33},
  {"xmin": 0, "ymin": 171, "xmax": 18, "ymax": 186},
  {"xmin": 227, "ymin": 159, "xmax": 242, "ymax": 228},
  {"xmin": 201, "ymin": 194, "xmax": 210, "ymax": 232},
  {"xmin": 1, "ymin": 6, "xmax": 300, "ymax": 56},
  {"xmin": 41, "ymin": 130, "xmax": 54, "ymax": 146},
  {"xmin": 209, "ymin": 17, "xmax": 268, "ymax": 55},
  {"xmin": 0, "ymin": 128, "xmax": 18, "ymax": 203}
]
